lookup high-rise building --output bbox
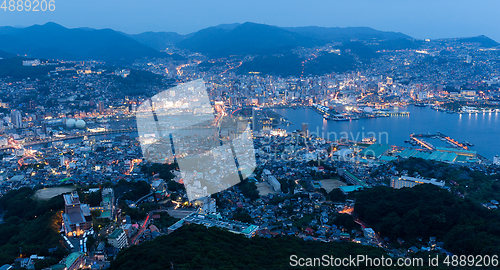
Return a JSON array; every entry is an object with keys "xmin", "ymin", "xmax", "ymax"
[
  {"xmin": 186, "ymin": 180, "xmax": 208, "ymax": 201},
  {"xmin": 41, "ymin": 121, "xmax": 47, "ymax": 134},
  {"xmin": 466, "ymin": 55, "xmax": 472, "ymax": 64},
  {"xmin": 98, "ymin": 101, "xmax": 105, "ymax": 114},
  {"xmin": 108, "ymin": 229, "xmax": 128, "ymax": 249},
  {"xmin": 252, "ymin": 107, "xmax": 264, "ymax": 132},
  {"xmin": 62, "ymin": 191, "xmax": 92, "ymax": 236},
  {"xmin": 493, "ymin": 155, "xmax": 500, "ymax": 165},
  {"xmin": 10, "ymin": 110, "xmax": 22, "ymax": 128},
  {"xmin": 100, "ymin": 188, "xmax": 115, "ymax": 220},
  {"xmin": 301, "ymin": 123, "xmax": 309, "ymax": 137}
]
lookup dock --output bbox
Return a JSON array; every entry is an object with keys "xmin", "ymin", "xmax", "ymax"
[
  {"xmin": 409, "ymin": 132, "xmax": 470, "ymax": 151},
  {"xmin": 437, "ymin": 132, "xmax": 469, "ymax": 150},
  {"xmin": 409, "ymin": 135, "xmax": 435, "ymax": 151}
]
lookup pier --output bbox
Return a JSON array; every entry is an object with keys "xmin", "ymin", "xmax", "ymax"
[
  {"xmin": 374, "ymin": 111, "xmax": 410, "ymax": 116},
  {"xmin": 409, "ymin": 132, "xmax": 470, "ymax": 151},
  {"xmin": 436, "ymin": 132, "xmax": 469, "ymax": 150},
  {"xmin": 409, "ymin": 135, "xmax": 435, "ymax": 151}
]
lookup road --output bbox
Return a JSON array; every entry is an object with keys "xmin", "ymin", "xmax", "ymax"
[{"xmin": 130, "ymin": 214, "xmax": 151, "ymax": 245}]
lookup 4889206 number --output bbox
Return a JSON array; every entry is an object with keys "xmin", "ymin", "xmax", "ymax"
[{"xmin": 1, "ymin": 0, "xmax": 55, "ymax": 11}]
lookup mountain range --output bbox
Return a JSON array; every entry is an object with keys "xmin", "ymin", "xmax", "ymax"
[
  {"xmin": 0, "ymin": 22, "xmax": 169, "ymax": 62},
  {"xmin": 0, "ymin": 22, "xmax": 497, "ymax": 61}
]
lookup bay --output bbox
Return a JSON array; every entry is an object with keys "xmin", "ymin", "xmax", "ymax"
[{"xmin": 273, "ymin": 106, "xmax": 500, "ymax": 160}]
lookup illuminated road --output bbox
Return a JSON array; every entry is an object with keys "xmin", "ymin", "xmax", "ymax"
[{"xmin": 130, "ymin": 214, "xmax": 151, "ymax": 245}]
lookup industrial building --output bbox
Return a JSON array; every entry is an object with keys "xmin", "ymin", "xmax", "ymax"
[
  {"xmin": 337, "ymin": 168, "xmax": 369, "ymax": 188},
  {"xmin": 398, "ymin": 147, "xmax": 477, "ymax": 163},
  {"xmin": 390, "ymin": 176, "xmax": 445, "ymax": 189},
  {"xmin": 359, "ymin": 144, "xmax": 391, "ymax": 159},
  {"xmin": 168, "ymin": 212, "xmax": 259, "ymax": 238}
]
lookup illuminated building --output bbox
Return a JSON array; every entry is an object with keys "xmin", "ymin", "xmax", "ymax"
[
  {"xmin": 64, "ymin": 252, "xmax": 86, "ymax": 270},
  {"xmin": 301, "ymin": 123, "xmax": 309, "ymax": 137},
  {"xmin": 390, "ymin": 176, "xmax": 445, "ymax": 189},
  {"xmin": 62, "ymin": 192, "xmax": 92, "ymax": 237},
  {"xmin": 10, "ymin": 110, "xmax": 22, "ymax": 128},
  {"xmin": 108, "ymin": 229, "xmax": 128, "ymax": 249}
]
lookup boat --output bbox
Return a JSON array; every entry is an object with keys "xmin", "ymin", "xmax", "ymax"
[
  {"xmin": 464, "ymin": 141, "xmax": 474, "ymax": 147},
  {"xmin": 332, "ymin": 117, "xmax": 350, "ymax": 121},
  {"xmin": 325, "ymin": 114, "xmax": 350, "ymax": 121},
  {"xmin": 332, "ymin": 115, "xmax": 350, "ymax": 121},
  {"xmin": 414, "ymin": 103, "xmax": 426, "ymax": 107}
]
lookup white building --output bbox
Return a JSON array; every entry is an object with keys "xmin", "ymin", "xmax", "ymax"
[
  {"xmin": 108, "ymin": 229, "xmax": 128, "ymax": 249},
  {"xmin": 390, "ymin": 176, "xmax": 445, "ymax": 189},
  {"xmin": 0, "ymin": 137, "xmax": 7, "ymax": 147},
  {"xmin": 262, "ymin": 169, "xmax": 281, "ymax": 192},
  {"xmin": 22, "ymin": 59, "xmax": 40, "ymax": 66},
  {"xmin": 186, "ymin": 180, "xmax": 208, "ymax": 201},
  {"xmin": 493, "ymin": 155, "xmax": 500, "ymax": 166},
  {"xmin": 10, "ymin": 110, "xmax": 22, "ymax": 128}
]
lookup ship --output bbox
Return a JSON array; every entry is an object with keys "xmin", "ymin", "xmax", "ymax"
[
  {"xmin": 329, "ymin": 114, "xmax": 350, "ymax": 121},
  {"xmin": 464, "ymin": 141, "xmax": 474, "ymax": 147}
]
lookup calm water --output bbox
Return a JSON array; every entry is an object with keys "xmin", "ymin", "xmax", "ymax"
[{"xmin": 273, "ymin": 106, "xmax": 500, "ymax": 159}]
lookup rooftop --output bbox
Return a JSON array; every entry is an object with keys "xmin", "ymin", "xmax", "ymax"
[{"xmin": 108, "ymin": 229, "xmax": 124, "ymax": 239}]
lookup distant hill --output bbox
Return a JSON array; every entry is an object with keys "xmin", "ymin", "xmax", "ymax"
[
  {"xmin": 0, "ymin": 49, "xmax": 14, "ymax": 58},
  {"xmin": 304, "ymin": 52, "xmax": 357, "ymax": 75},
  {"xmin": 0, "ymin": 57, "xmax": 57, "ymax": 79},
  {"xmin": 456, "ymin": 35, "xmax": 499, "ymax": 48},
  {"xmin": 284, "ymin": 26, "xmax": 412, "ymax": 42},
  {"xmin": 370, "ymin": 38, "xmax": 424, "ymax": 51},
  {"xmin": 127, "ymin": 31, "xmax": 185, "ymax": 50},
  {"xmin": 237, "ymin": 54, "xmax": 303, "ymax": 77},
  {"xmin": 237, "ymin": 52, "xmax": 358, "ymax": 77},
  {"xmin": 177, "ymin": 22, "xmax": 324, "ymax": 57},
  {"xmin": 0, "ymin": 22, "xmax": 168, "ymax": 62},
  {"xmin": 342, "ymin": 41, "xmax": 378, "ymax": 61}
]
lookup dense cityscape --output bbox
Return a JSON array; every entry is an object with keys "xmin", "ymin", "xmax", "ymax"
[{"xmin": 0, "ymin": 17, "xmax": 500, "ymax": 270}]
